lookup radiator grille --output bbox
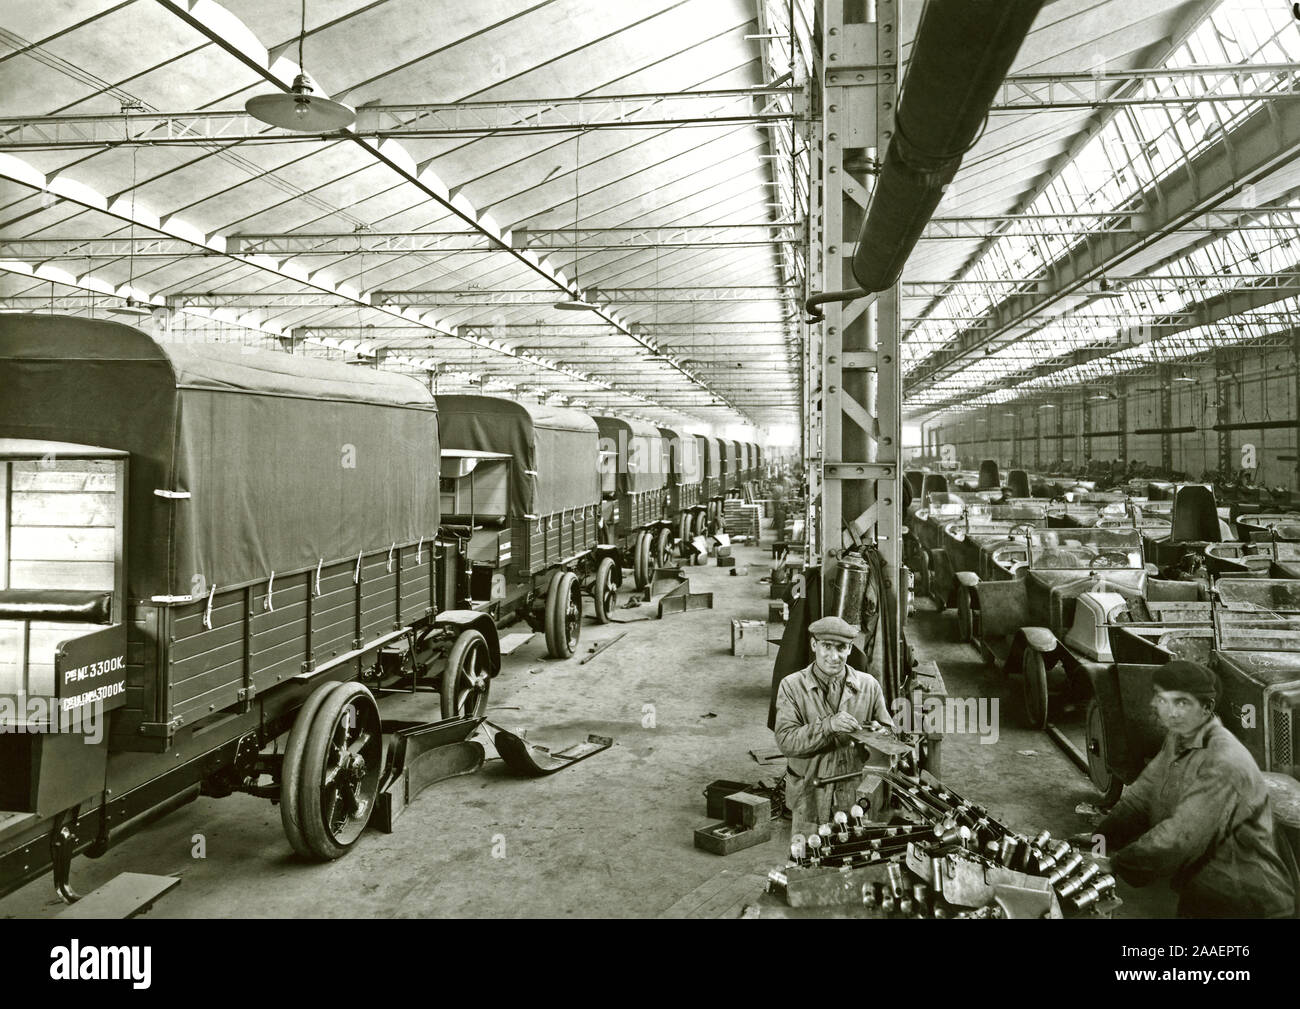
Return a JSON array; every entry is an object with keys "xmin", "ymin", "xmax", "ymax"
[{"xmin": 1270, "ymin": 698, "xmax": 1295, "ymax": 772}]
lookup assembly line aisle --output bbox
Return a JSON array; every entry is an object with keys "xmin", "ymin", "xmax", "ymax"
[
  {"xmin": 908, "ymin": 600, "xmax": 1175, "ymax": 918},
  {"xmin": 1, "ymin": 531, "xmax": 793, "ymax": 919}
]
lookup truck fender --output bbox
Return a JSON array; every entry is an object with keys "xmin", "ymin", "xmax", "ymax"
[
  {"xmin": 970, "ymin": 577, "xmax": 1027, "ymax": 640},
  {"xmin": 1017, "ymin": 626, "xmax": 1059, "ymax": 655},
  {"xmin": 434, "ymin": 609, "xmax": 503, "ymax": 675},
  {"xmin": 592, "ymin": 544, "xmax": 624, "ymax": 586},
  {"xmin": 1005, "ymin": 628, "xmax": 1059, "ymax": 680},
  {"xmin": 955, "ymin": 571, "xmax": 980, "ymax": 588}
]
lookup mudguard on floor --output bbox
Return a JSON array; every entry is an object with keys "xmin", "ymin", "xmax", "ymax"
[{"xmin": 485, "ymin": 720, "xmax": 613, "ymax": 776}]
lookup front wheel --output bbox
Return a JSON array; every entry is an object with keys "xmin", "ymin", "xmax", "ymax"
[
  {"xmin": 545, "ymin": 569, "xmax": 581, "ymax": 658},
  {"xmin": 441, "ymin": 629, "xmax": 491, "ymax": 719},
  {"xmin": 1021, "ymin": 647, "xmax": 1049, "ymax": 730},
  {"xmin": 956, "ymin": 585, "xmax": 973, "ymax": 643},
  {"xmin": 913, "ymin": 547, "xmax": 930, "ymax": 598},
  {"xmin": 1085, "ymin": 698, "xmax": 1124, "ymax": 805}
]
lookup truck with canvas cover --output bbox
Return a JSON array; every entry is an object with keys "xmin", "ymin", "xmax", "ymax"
[
  {"xmin": 659, "ymin": 426, "xmax": 707, "ymax": 542},
  {"xmin": 436, "ymin": 395, "xmax": 617, "ymax": 655},
  {"xmin": 701, "ymin": 435, "xmax": 723, "ymax": 532},
  {"xmin": 0, "ymin": 314, "xmax": 502, "ymax": 901},
  {"xmin": 592, "ymin": 415, "xmax": 671, "ymax": 591}
]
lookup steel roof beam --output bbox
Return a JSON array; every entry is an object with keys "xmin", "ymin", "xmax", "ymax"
[
  {"xmin": 155, "ymin": 0, "xmax": 752, "ymax": 423},
  {"xmin": 903, "ymin": 96, "xmax": 1300, "ymax": 396},
  {"xmin": 913, "ymin": 274, "xmax": 1300, "ymax": 411},
  {"xmin": 0, "ymin": 233, "xmax": 798, "ymax": 257},
  {"xmin": 0, "ymin": 87, "xmax": 799, "ymax": 150}
]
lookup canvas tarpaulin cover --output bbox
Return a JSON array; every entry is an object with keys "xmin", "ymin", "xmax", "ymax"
[
  {"xmin": 0, "ymin": 315, "xmax": 439, "ymax": 599},
  {"xmin": 716, "ymin": 438, "xmax": 735, "ymax": 479},
  {"xmin": 436, "ymin": 395, "xmax": 600, "ymax": 517},
  {"xmin": 703, "ymin": 435, "xmax": 721, "ymax": 479},
  {"xmin": 658, "ymin": 427, "xmax": 704, "ymax": 485},
  {"xmin": 593, "ymin": 416, "xmax": 666, "ymax": 494}
]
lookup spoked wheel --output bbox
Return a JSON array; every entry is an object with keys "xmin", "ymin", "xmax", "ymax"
[
  {"xmin": 632, "ymin": 529, "xmax": 653, "ymax": 591},
  {"xmin": 441, "ymin": 628, "xmax": 492, "ymax": 719},
  {"xmin": 1085, "ymin": 697, "xmax": 1124, "ymax": 805},
  {"xmin": 655, "ymin": 527, "xmax": 673, "ymax": 569},
  {"xmin": 593, "ymin": 556, "xmax": 617, "ymax": 624},
  {"xmin": 1020, "ymin": 647, "xmax": 1049, "ymax": 730},
  {"xmin": 545, "ymin": 569, "xmax": 581, "ymax": 658},
  {"xmin": 956, "ymin": 585, "xmax": 973, "ymax": 643},
  {"xmin": 298, "ymin": 681, "xmax": 383, "ymax": 860},
  {"xmin": 678, "ymin": 512, "xmax": 691, "ymax": 546}
]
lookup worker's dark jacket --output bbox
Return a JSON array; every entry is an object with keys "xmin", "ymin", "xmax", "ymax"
[
  {"xmin": 1097, "ymin": 716, "xmax": 1294, "ymax": 918},
  {"xmin": 773, "ymin": 663, "xmax": 892, "ymax": 836}
]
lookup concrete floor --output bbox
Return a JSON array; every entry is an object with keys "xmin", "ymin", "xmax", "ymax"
[{"xmin": 1, "ymin": 528, "xmax": 1174, "ymax": 918}]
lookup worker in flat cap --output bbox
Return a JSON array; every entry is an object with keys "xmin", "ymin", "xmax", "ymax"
[
  {"xmin": 1090, "ymin": 660, "xmax": 1295, "ymax": 918},
  {"xmin": 773, "ymin": 615, "xmax": 894, "ymax": 838}
]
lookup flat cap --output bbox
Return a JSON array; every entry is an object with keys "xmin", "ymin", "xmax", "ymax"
[
  {"xmin": 1152, "ymin": 660, "xmax": 1218, "ymax": 705},
  {"xmin": 809, "ymin": 615, "xmax": 859, "ymax": 643}
]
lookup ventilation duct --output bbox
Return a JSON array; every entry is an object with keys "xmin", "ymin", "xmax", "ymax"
[{"xmin": 851, "ymin": 0, "xmax": 1044, "ymax": 293}]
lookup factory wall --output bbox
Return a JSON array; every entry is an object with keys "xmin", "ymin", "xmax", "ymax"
[{"xmin": 925, "ymin": 344, "xmax": 1300, "ymax": 489}]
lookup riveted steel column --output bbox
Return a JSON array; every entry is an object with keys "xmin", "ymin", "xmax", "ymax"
[
  {"xmin": 1082, "ymin": 392, "xmax": 1093, "ymax": 468},
  {"xmin": 1293, "ymin": 337, "xmax": 1300, "ymax": 492},
  {"xmin": 1216, "ymin": 351, "xmax": 1232, "ymax": 476},
  {"xmin": 1160, "ymin": 366, "xmax": 1174, "ymax": 473},
  {"xmin": 816, "ymin": 0, "xmax": 902, "ymax": 700},
  {"xmin": 805, "ymin": 121, "xmax": 823, "ymax": 558},
  {"xmin": 1034, "ymin": 405, "xmax": 1042, "ymax": 470},
  {"xmin": 1117, "ymin": 388, "xmax": 1128, "ymax": 471}
]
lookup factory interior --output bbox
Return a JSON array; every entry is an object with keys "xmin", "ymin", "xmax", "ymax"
[{"xmin": 0, "ymin": 0, "xmax": 1299, "ymax": 956}]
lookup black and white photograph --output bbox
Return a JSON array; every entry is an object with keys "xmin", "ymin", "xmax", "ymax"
[{"xmin": 0, "ymin": 0, "xmax": 1295, "ymax": 974}]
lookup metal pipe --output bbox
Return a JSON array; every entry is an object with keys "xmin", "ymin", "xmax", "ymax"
[
  {"xmin": 804, "ymin": 288, "xmax": 873, "ymax": 322},
  {"xmin": 851, "ymin": 0, "xmax": 1044, "ymax": 293}
]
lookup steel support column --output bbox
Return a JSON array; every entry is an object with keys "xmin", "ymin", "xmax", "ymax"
[
  {"xmin": 1033, "ymin": 406, "xmax": 1042, "ymax": 471},
  {"xmin": 1080, "ymin": 394, "xmax": 1091, "ymax": 467},
  {"xmin": 1160, "ymin": 367, "xmax": 1174, "ymax": 472},
  {"xmin": 1117, "ymin": 388, "xmax": 1128, "ymax": 470},
  {"xmin": 1293, "ymin": 338, "xmax": 1300, "ymax": 492},
  {"xmin": 1216, "ymin": 351, "xmax": 1233, "ymax": 476},
  {"xmin": 814, "ymin": 0, "xmax": 902, "ymax": 700}
]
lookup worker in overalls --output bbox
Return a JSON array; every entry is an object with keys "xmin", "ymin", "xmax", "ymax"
[
  {"xmin": 1093, "ymin": 660, "xmax": 1295, "ymax": 918},
  {"xmin": 773, "ymin": 616, "xmax": 893, "ymax": 839}
]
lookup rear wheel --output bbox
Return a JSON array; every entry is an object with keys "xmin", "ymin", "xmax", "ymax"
[
  {"xmin": 593, "ymin": 556, "xmax": 617, "ymax": 624},
  {"xmin": 298, "ymin": 682, "xmax": 383, "ymax": 860},
  {"xmin": 545, "ymin": 570, "xmax": 581, "ymax": 658},
  {"xmin": 1021, "ymin": 647, "xmax": 1049, "ymax": 730},
  {"xmin": 632, "ymin": 529, "xmax": 653, "ymax": 590},
  {"xmin": 1085, "ymin": 698, "xmax": 1124, "ymax": 805},
  {"xmin": 441, "ymin": 629, "xmax": 491, "ymax": 720},
  {"xmin": 655, "ymin": 527, "xmax": 673, "ymax": 569},
  {"xmin": 280, "ymin": 681, "xmax": 343, "ymax": 858}
]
